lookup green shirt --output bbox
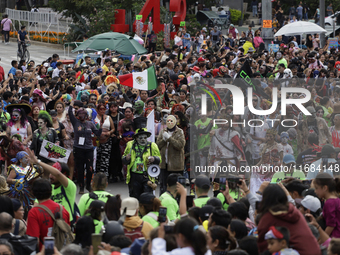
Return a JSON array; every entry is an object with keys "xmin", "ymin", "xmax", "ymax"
[
  {"xmin": 271, "ymin": 170, "xmax": 306, "ymax": 183},
  {"xmin": 51, "ymin": 178, "xmax": 76, "ymax": 222},
  {"xmin": 194, "ymin": 196, "xmax": 210, "ymax": 208},
  {"xmin": 195, "ymin": 118, "xmax": 216, "ymax": 150},
  {"xmin": 217, "ymin": 190, "xmax": 241, "ymax": 210},
  {"xmin": 142, "ymin": 212, "xmax": 159, "ymax": 228},
  {"xmin": 0, "ymin": 112, "xmax": 10, "ymax": 123},
  {"xmin": 78, "ymin": 190, "xmax": 112, "ymax": 216},
  {"xmin": 160, "ymin": 192, "xmax": 179, "ymax": 221},
  {"xmin": 93, "ymin": 219, "xmax": 104, "ymax": 234}
]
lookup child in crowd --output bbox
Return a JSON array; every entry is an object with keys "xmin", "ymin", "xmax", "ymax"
[{"xmin": 265, "ymin": 226, "xmax": 300, "ymax": 254}]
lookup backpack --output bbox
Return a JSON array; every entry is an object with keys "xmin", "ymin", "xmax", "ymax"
[
  {"xmin": 36, "ymin": 204, "xmax": 75, "ymax": 250},
  {"xmin": 123, "ymin": 222, "xmax": 144, "ymax": 242}
]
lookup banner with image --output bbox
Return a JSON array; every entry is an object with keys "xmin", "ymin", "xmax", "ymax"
[{"xmin": 39, "ymin": 140, "xmax": 71, "ymax": 164}]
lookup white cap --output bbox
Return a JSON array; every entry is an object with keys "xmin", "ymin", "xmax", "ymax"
[
  {"xmin": 301, "ymin": 195, "xmax": 321, "ymax": 213},
  {"xmin": 193, "ymin": 73, "xmax": 200, "ymax": 78},
  {"xmin": 43, "ymin": 63, "xmax": 49, "ymax": 67},
  {"xmin": 121, "ymin": 197, "xmax": 139, "ymax": 216}
]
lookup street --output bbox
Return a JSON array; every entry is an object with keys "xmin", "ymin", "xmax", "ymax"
[{"xmin": 0, "ymin": 41, "xmax": 77, "ymax": 75}]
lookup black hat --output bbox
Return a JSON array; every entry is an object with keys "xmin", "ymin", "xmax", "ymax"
[
  {"xmin": 89, "ymin": 200, "xmax": 105, "ymax": 211},
  {"xmin": 102, "ymin": 221, "xmax": 125, "ymax": 243},
  {"xmin": 133, "ymin": 117, "xmax": 147, "ymax": 131},
  {"xmin": 73, "ymin": 100, "xmax": 84, "ymax": 107},
  {"xmin": 139, "ymin": 192, "xmax": 155, "ymax": 205},
  {"xmin": 6, "ymin": 103, "xmax": 31, "ymax": 115},
  {"xmin": 199, "ymin": 205, "xmax": 214, "ymax": 221},
  {"xmin": 195, "ymin": 174, "xmax": 210, "ymax": 189}
]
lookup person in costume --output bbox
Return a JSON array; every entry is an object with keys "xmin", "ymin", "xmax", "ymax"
[
  {"xmin": 30, "ymin": 111, "xmax": 59, "ymax": 165},
  {"xmin": 6, "ymin": 151, "xmax": 40, "ymax": 212},
  {"xmin": 6, "ymin": 104, "xmax": 32, "ymax": 146},
  {"xmin": 122, "ymin": 118, "xmax": 161, "ymax": 200},
  {"xmin": 0, "ymin": 123, "xmax": 27, "ymax": 170}
]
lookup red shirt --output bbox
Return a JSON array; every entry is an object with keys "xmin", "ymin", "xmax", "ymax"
[{"xmin": 26, "ymin": 199, "xmax": 70, "ymax": 250}]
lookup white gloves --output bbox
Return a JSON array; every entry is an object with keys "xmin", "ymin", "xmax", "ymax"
[{"xmin": 163, "ymin": 132, "xmax": 170, "ymax": 141}]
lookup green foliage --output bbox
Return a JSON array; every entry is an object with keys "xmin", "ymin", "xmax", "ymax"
[
  {"xmin": 67, "ymin": 14, "xmax": 89, "ymax": 41},
  {"xmin": 230, "ymin": 9, "xmax": 242, "ymax": 25},
  {"xmin": 185, "ymin": 14, "xmax": 202, "ymax": 37},
  {"xmin": 156, "ymin": 31, "xmax": 165, "ymax": 51}
]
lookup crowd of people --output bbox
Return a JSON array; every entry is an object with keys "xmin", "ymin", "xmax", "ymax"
[{"xmin": 1, "ymin": 2, "xmax": 340, "ymax": 255}]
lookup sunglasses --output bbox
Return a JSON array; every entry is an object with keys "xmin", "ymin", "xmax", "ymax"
[{"xmin": 253, "ymin": 99, "xmax": 258, "ymax": 102}]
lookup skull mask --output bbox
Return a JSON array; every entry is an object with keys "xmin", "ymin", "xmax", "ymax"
[
  {"xmin": 136, "ymin": 134, "xmax": 148, "ymax": 146},
  {"xmin": 166, "ymin": 115, "xmax": 177, "ymax": 130},
  {"xmin": 283, "ymin": 68, "xmax": 293, "ymax": 79}
]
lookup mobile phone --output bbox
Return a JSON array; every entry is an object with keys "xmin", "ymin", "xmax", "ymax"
[
  {"xmin": 177, "ymin": 176, "xmax": 186, "ymax": 186},
  {"xmin": 92, "ymin": 234, "xmax": 102, "ymax": 255},
  {"xmin": 158, "ymin": 206, "xmax": 167, "ymax": 223},
  {"xmin": 186, "ymin": 195, "xmax": 195, "ymax": 208},
  {"xmin": 164, "ymin": 225, "xmax": 174, "ymax": 234},
  {"xmin": 44, "ymin": 237, "xmax": 55, "ymax": 255},
  {"xmin": 220, "ymin": 177, "xmax": 226, "ymax": 191}
]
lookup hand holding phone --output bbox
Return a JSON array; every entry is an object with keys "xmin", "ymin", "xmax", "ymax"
[{"xmin": 44, "ymin": 237, "xmax": 55, "ymax": 255}]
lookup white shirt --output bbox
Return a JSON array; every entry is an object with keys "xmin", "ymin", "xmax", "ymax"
[
  {"xmin": 152, "ymin": 238, "xmax": 212, "ymax": 255},
  {"xmin": 52, "ymin": 68, "xmax": 61, "ymax": 78}
]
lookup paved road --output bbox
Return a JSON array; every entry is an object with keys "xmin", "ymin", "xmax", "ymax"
[{"xmin": 0, "ymin": 41, "xmax": 77, "ymax": 75}]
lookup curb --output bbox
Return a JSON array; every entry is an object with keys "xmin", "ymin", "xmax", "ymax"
[{"xmin": 8, "ymin": 37, "xmax": 64, "ymax": 50}]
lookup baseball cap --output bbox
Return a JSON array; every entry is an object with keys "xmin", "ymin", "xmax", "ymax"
[
  {"xmin": 195, "ymin": 174, "xmax": 210, "ymax": 189},
  {"xmin": 321, "ymin": 144, "xmax": 336, "ymax": 157},
  {"xmin": 202, "ymin": 27, "xmax": 207, "ymax": 31},
  {"xmin": 121, "ymin": 197, "xmax": 139, "ymax": 216},
  {"xmin": 197, "ymin": 57, "xmax": 205, "ymax": 63},
  {"xmin": 47, "ymin": 67, "xmax": 53, "ymax": 72},
  {"xmin": 230, "ymin": 24, "xmax": 234, "ymax": 27},
  {"xmin": 89, "ymin": 200, "xmax": 105, "ymax": 210},
  {"xmin": 96, "ymin": 68, "xmax": 103, "ymax": 74},
  {"xmin": 199, "ymin": 205, "xmax": 214, "ymax": 221},
  {"xmin": 301, "ymin": 195, "xmax": 321, "ymax": 213},
  {"xmin": 139, "ymin": 192, "xmax": 155, "ymax": 205},
  {"xmin": 248, "ymin": 47, "xmax": 254, "ymax": 53},
  {"xmin": 282, "ymin": 154, "xmax": 296, "ymax": 164}
]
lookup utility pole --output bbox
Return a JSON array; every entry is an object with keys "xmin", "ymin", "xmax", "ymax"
[
  {"xmin": 240, "ymin": 0, "xmax": 244, "ymax": 26},
  {"xmin": 261, "ymin": 0, "xmax": 273, "ymax": 48},
  {"xmin": 319, "ymin": 0, "xmax": 325, "ymax": 47}
]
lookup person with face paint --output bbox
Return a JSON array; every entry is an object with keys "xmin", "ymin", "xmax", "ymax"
[
  {"xmin": 133, "ymin": 100, "xmax": 145, "ymax": 118},
  {"xmin": 279, "ymin": 132, "xmax": 294, "ymax": 157},
  {"xmin": 68, "ymin": 102, "xmax": 102, "ymax": 194},
  {"xmin": 32, "ymin": 89, "xmax": 47, "ymax": 111},
  {"xmin": 297, "ymin": 106, "xmax": 332, "ymax": 153},
  {"xmin": 6, "ymin": 151, "xmax": 40, "ymax": 212},
  {"xmin": 122, "ymin": 123, "xmax": 161, "ymax": 200},
  {"xmin": 155, "ymin": 109, "xmax": 170, "ymax": 138},
  {"xmin": 156, "ymin": 115, "xmax": 186, "ymax": 195},
  {"xmin": 6, "ymin": 104, "xmax": 33, "ymax": 146},
  {"xmin": 30, "ymin": 111, "xmax": 59, "ymax": 166},
  {"xmin": 273, "ymin": 51, "xmax": 287, "ymax": 72}
]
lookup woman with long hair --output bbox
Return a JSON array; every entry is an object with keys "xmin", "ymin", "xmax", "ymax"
[
  {"xmin": 104, "ymin": 194, "xmax": 121, "ymax": 221},
  {"xmin": 55, "ymin": 101, "xmax": 66, "ymax": 121},
  {"xmin": 30, "ymin": 105, "xmax": 40, "ymax": 130},
  {"xmin": 6, "ymin": 105, "xmax": 32, "ymax": 146},
  {"xmin": 37, "ymin": 65, "xmax": 47, "ymax": 80},
  {"xmin": 108, "ymin": 102, "xmax": 124, "ymax": 182},
  {"xmin": 257, "ymin": 184, "xmax": 321, "ymax": 255},
  {"xmin": 61, "ymin": 111, "xmax": 75, "ymax": 180},
  {"xmin": 50, "ymin": 110, "xmax": 68, "ymax": 148},
  {"xmin": 95, "ymin": 103, "xmax": 115, "ymax": 177}
]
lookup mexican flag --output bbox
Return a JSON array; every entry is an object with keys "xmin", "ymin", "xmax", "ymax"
[{"xmin": 118, "ymin": 65, "xmax": 157, "ymax": 91}]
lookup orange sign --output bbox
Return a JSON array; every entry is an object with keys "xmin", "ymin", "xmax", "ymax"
[{"xmin": 263, "ymin": 20, "xmax": 272, "ymax": 28}]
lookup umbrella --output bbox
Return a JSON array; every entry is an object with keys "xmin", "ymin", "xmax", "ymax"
[
  {"xmin": 72, "ymin": 32, "xmax": 148, "ymax": 55},
  {"xmin": 274, "ymin": 21, "xmax": 327, "ymax": 37}
]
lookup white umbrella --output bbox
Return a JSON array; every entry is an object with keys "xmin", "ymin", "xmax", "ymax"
[{"xmin": 274, "ymin": 21, "xmax": 327, "ymax": 37}]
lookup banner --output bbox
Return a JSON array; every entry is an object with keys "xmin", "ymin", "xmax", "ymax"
[
  {"xmin": 147, "ymin": 109, "xmax": 155, "ymax": 143},
  {"xmin": 268, "ymin": 44, "xmax": 280, "ymax": 52},
  {"xmin": 39, "ymin": 140, "xmax": 71, "ymax": 164},
  {"xmin": 235, "ymin": 60, "xmax": 270, "ymax": 99},
  {"xmin": 328, "ymin": 38, "xmax": 339, "ymax": 50}
]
